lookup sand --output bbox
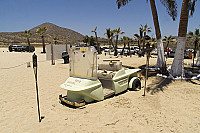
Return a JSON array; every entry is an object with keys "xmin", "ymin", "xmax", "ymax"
[{"xmin": 0, "ymin": 48, "xmax": 200, "ymax": 133}]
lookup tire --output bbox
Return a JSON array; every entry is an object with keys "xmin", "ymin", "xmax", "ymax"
[{"xmin": 131, "ymin": 78, "xmax": 141, "ymax": 91}]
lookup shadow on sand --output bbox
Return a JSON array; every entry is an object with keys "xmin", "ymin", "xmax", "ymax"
[
  {"xmin": 146, "ymin": 77, "xmax": 173, "ymax": 95},
  {"xmin": 138, "ymin": 65, "xmax": 173, "ymax": 95}
]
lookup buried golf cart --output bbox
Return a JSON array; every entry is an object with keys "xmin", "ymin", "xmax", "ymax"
[{"xmin": 59, "ymin": 46, "xmax": 141, "ymax": 107}]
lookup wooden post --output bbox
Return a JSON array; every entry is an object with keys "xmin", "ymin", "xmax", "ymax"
[
  {"xmin": 32, "ymin": 53, "xmax": 41, "ymax": 122},
  {"xmin": 51, "ymin": 43, "xmax": 55, "ymax": 65}
]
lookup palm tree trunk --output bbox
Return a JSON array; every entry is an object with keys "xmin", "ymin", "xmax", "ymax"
[
  {"xmin": 137, "ymin": 40, "xmax": 140, "ymax": 50},
  {"xmin": 42, "ymin": 35, "xmax": 46, "ymax": 53},
  {"xmin": 121, "ymin": 42, "xmax": 126, "ymax": 55},
  {"xmin": 114, "ymin": 35, "xmax": 118, "ymax": 56},
  {"xmin": 128, "ymin": 42, "xmax": 131, "ymax": 57},
  {"xmin": 142, "ymin": 32, "xmax": 146, "ymax": 55},
  {"xmin": 171, "ymin": 0, "xmax": 189, "ymax": 77},
  {"xmin": 149, "ymin": 0, "xmax": 166, "ymax": 73},
  {"xmin": 95, "ymin": 32, "xmax": 100, "ymax": 54},
  {"xmin": 109, "ymin": 39, "xmax": 111, "ymax": 55},
  {"xmin": 27, "ymin": 37, "xmax": 31, "ymax": 52}
]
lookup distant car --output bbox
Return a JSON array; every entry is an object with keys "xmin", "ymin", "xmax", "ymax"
[
  {"xmin": 132, "ymin": 46, "xmax": 139, "ymax": 52},
  {"xmin": 117, "ymin": 47, "xmax": 123, "ymax": 53},
  {"xmin": 22, "ymin": 45, "xmax": 35, "ymax": 52},
  {"xmin": 130, "ymin": 47, "xmax": 136, "ymax": 55},
  {"xmin": 122, "ymin": 47, "xmax": 135, "ymax": 55},
  {"xmin": 104, "ymin": 46, "xmax": 114, "ymax": 52},
  {"xmin": 169, "ymin": 51, "xmax": 175, "ymax": 58},
  {"xmin": 8, "ymin": 45, "xmax": 23, "ymax": 52}
]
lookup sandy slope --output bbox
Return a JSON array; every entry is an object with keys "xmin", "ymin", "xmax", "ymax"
[{"xmin": 0, "ymin": 48, "xmax": 199, "ymax": 133}]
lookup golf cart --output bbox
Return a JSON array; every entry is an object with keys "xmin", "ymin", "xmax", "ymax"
[{"xmin": 59, "ymin": 46, "xmax": 141, "ymax": 107}]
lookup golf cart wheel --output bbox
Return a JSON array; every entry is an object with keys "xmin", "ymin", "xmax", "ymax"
[{"xmin": 131, "ymin": 78, "xmax": 141, "ymax": 91}]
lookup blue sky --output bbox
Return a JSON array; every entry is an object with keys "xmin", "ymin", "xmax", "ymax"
[{"xmin": 0, "ymin": 0, "xmax": 199, "ymax": 38}]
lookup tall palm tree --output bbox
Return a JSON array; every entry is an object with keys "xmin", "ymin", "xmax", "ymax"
[
  {"xmin": 116, "ymin": 0, "xmax": 177, "ymax": 74},
  {"xmin": 134, "ymin": 27, "xmax": 144, "ymax": 50},
  {"xmin": 22, "ymin": 30, "xmax": 32, "ymax": 52},
  {"xmin": 171, "ymin": 0, "xmax": 198, "ymax": 76},
  {"xmin": 91, "ymin": 27, "xmax": 100, "ymax": 54},
  {"xmin": 140, "ymin": 24, "xmax": 152, "ymax": 54},
  {"xmin": 113, "ymin": 27, "xmax": 125, "ymax": 56},
  {"xmin": 104, "ymin": 28, "xmax": 114, "ymax": 54},
  {"xmin": 188, "ymin": 28, "xmax": 200, "ymax": 66},
  {"xmin": 36, "ymin": 26, "xmax": 47, "ymax": 53}
]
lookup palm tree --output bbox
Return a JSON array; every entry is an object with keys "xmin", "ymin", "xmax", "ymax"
[
  {"xmin": 127, "ymin": 37, "xmax": 132, "ymax": 56},
  {"xmin": 140, "ymin": 24, "xmax": 152, "ymax": 55},
  {"xmin": 89, "ymin": 36, "xmax": 96, "ymax": 46},
  {"xmin": 134, "ymin": 27, "xmax": 144, "ymax": 50},
  {"xmin": 113, "ymin": 27, "xmax": 125, "ymax": 56},
  {"xmin": 104, "ymin": 28, "xmax": 114, "ymax": 55},
  {"xmin": 36, "ymin": 26, "xmax": 47, "ymax": 53},
  {"xmin": 134, "ymin": 34, "xmax": 140, "ymax": 50},
  {"xmin": 53, "ymin": 37, "xmax": 59, "ymax": 45},
  {"xmin": 188, "ymin": 28, "xmax": 200, "ymax": 66},
  {"xmin": 171, "ymin": 0, "xmax": 198, "ymax": 77},
  {"xmin": 120, "ymin": 36, "xmax": 127, "ymax": 55},
  {"xmin": 116, "ymin": 0, "xmax": 177, "ymax": 74},
  {"xmin": 91, "ymin": 27, "xmax": 100, "ymax": 54},
  {"xmin": 83, "ymin": 35, "xmax": 89, "ymax": 45},
  {"xmin": 22, "ymin": 30, "xmax": 32, "ymax": 52},
  {"xmin": 163, "ymin": 35, "xmax": 174, "ymax": 49},
  {"xmin": 150, "ymin": 37, "xmax": 157, "ymax": 50}
]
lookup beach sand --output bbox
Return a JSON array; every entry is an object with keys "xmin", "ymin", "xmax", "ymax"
[{"xmin": 0, "ymin": 48, "xmax": 200, "ymax": 133}]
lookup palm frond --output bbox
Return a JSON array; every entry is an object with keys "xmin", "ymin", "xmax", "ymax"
[
  {"xmin": 160, "ymin": 0, "xmax": 177, "ymax": 21},
  {"xmin": 134, "ymin": 34, "xmax": 140, "ymax": 38},
  {"xmin": 116, "ymin": 0, "xmax": 131, "ymax": 9},
  {"xmin": 190, "ymin": 0, "xmax": 197, "ymax": 16}
]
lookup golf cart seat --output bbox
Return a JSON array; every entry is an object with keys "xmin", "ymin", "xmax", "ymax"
[
  {"xmin": 97, "ymin": 70, "xmax": 116, "ymax": 79},
  {"xmin": 98, "ymin": 61, "xmax": 122, "ymax": 71},
  {"xmin": 97, "ymin": 61, "xmax": 122, "ymax": 79}
]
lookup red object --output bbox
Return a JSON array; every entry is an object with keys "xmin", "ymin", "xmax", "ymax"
[{"xmin": 166, "ymin": 49, "xmax": 170, "ymax": 54}]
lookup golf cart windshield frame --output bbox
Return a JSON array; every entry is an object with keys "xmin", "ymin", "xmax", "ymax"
[{"xmin": 69, "ymin": 46, "xmax": 97, "ymax": 80}]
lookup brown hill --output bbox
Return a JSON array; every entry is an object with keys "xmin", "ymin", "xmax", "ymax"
[{"xmin": 0, "ymin": 23, "xmax": 84, "ymax": 45}]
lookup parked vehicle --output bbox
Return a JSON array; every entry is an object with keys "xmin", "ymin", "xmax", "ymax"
[
  {"xmin": 8, "ymin": 45, "xmax": 23, "ymax": 52},
  {"xmin": 117, "ymin": 47, "xmax": 123, "ymax": 53},
  {"xmin": 169, "ymin": 51, "xmax": 175, "ymax": 58},
  {"xmin": 59, "ymin": 46, "xmax": 141, "ymax": 107},
  {"xmin": 22, "ymin": 45, "xmax": 35, "ymax": 52},
  {"xmin": 104, "ymin": 46, "xmax": 114, "ymax": 52}
]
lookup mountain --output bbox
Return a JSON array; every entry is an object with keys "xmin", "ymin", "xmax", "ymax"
[{"xmin": 0, "ymin": 23, "xmax": 84, "ymax": 45}]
